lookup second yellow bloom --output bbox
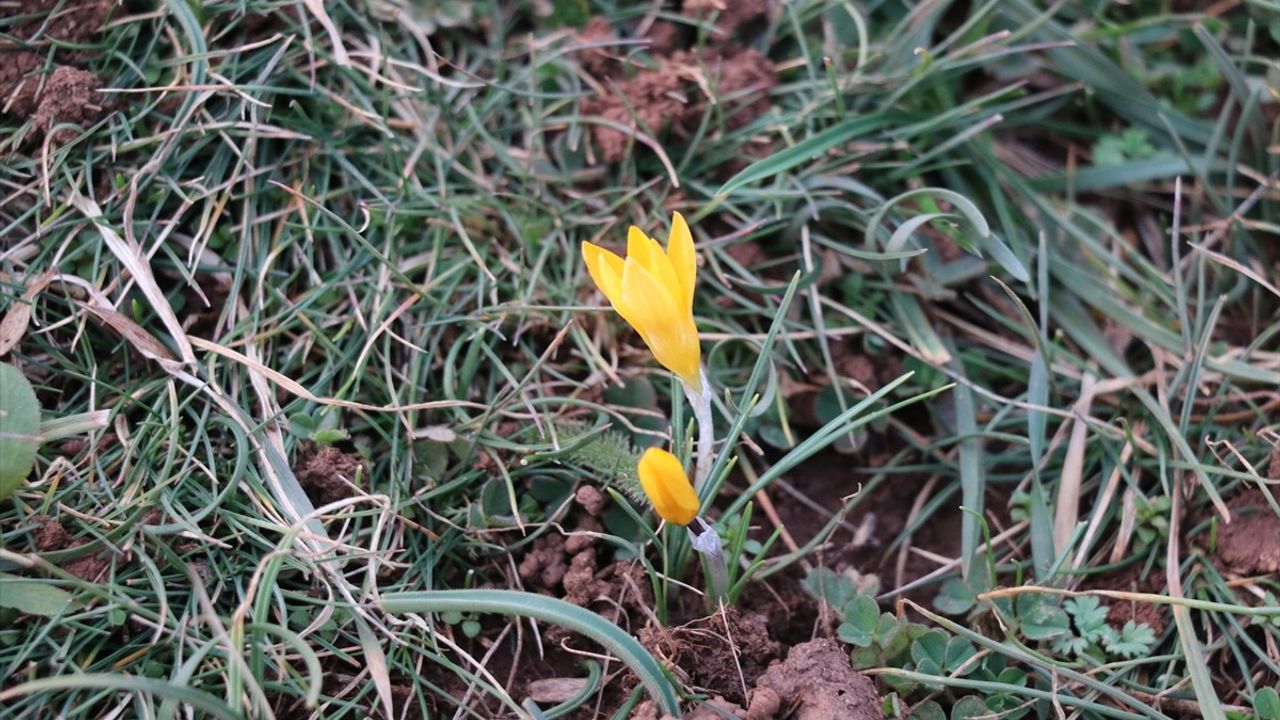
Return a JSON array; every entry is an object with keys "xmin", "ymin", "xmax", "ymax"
[{"xmin": 636, "ymin": 447, "xmax": 700, "ymax": 526}]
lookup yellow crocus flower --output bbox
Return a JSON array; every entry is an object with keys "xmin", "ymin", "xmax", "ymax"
[
  {"xmin": 636, "ymin": 447, "xmax": 700, "ymax": 526},
  {"xmin": 581, "ymin": 212, "xmax": 701, "ymax": 389}
]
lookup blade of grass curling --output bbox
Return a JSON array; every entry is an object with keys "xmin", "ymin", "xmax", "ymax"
[
  {"xmin": 713, "ymin": 112, "xmax": 901, "ymax": 197},
  {"xmin": 381, "ymin": 590, "xmax": 682, "ymax": 716}
]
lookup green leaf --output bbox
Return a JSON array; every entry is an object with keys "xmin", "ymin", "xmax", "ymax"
[
  {"xmin": 910, "ymin": 630, "xmax": 948, "ymax": 675},
  {"xmin": 0, "ymin": 574, "xmax": 72, "ymax": 617},
  {"xmin": 909, "ymin": 700, "xmax": 946, "ymax": 720},
  {"xmin": 950, "ymin": 696, "xmax": 989, "ymax": 720},
  {"xmin": 836, "ymin": 595, "xmax": 880, "ymax": 648},
  {"xmin": 1017, "ymin": 595, "xmax": 1071, "ymax": 641},
  {"xmin": 934, "ymin": 577, "xmax": 976, "ymax": 615},
  {"xmin": 1105, "ymin": 620, "xmax": 1156, "ymax": 659},
  {"xmin": 1064, "ymin": 596, "xmax": 1110, "ymax": 644},
  {"xmin": 0, "ymin": 363, "xmax": 41, "ymax": 500},
  {"xmin": 944, "ymin": 636, "xmax": 978, "ymax": 675},
  {"xmin": 1254, "ymin": 688, "xmax": 1280, "ymax": 720},
  {"xmin": 803, "ymin": 567, "xmax": 857, "ymax": 612}
]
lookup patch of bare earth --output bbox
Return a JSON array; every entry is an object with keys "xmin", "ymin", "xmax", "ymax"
[
  {"xmin": 292, "ymin": 444, "xmax": 366, "ymax": 506},
  {"xmin": 633, "ymin": 638, "xmax": 882, "ymax": 720},
  {"xmin": 640, "ymin": 607, "xmax": 781, "ymax": 705},
  {"xmin": 31, "ymin": 514, "xmax": 112, "ymax": 581},
  {"xmin": 1, "ymin": 0, "xmax": 112, "ymax": 142},
  {"xmin": 573, "ymin": 6, "xmax": 776, "ymax": 163},
  {"xmin": 1216, "ymin": 491, "xmax": 1280, "ymax": 578}
]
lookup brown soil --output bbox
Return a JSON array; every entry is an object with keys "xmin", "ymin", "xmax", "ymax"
[
  {"xmin": 754, "ymin": 639, "xmax": 883, "ymax": 720},
  {"xmin": 633, "ymin": 637, "xmax": 881, "ymax": 720},
  {"xmin": 30, "ymin": 514, "xmax": 112, "ymax": 581},
  {"xmin": 761, "ymin": 448, "xmax": 961, "ymax": 594},
  {"xmin": 684, "ymin": 0, "xmax": 771, "ymax": 38},
  {"xmin": 292, "ymin": 444, "xmax": 366, "ymax": 507},
  {"xmin": 577, "ymin": 9, "xmax": 777, "ymax": 163},
  {"xmin": 1085, "ymin": 564, "xmax": 1170, "ymax": 637},
  {"xmin": 640, "ymin": 607, "xmax": 782, "ymax": 705},
  {"xmin": 573, "ymin": 17, "xmax": 617, "ymax": 78},
  {"xmin": 1, "ymin": 0, "xmax": 112, "ymax": 142},
  {"xmin": 1216, "ymin": 494, "xmax": 1280, "ymax": 577}
]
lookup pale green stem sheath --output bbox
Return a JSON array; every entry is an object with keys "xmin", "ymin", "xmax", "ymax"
[
  {"xmin": 688, "ymin": 517, "xmax": 728, "ymax": 601},
  {"xmin": 682, "ymin": 367, "xmax": 714, "ymax": 494}
]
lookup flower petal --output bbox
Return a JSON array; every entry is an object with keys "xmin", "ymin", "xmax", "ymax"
[
  {"xmin": 666, "ymin": 211, "xmax": 696, "ymax": 311},
  {"xmin": 628, "ymin": 225, "xmax": 683, "ymax": 307},
  {"xmin": 637, "ymin": 447, "xmax": 699, "ymax": 526},
  {"xmin": 584, "ymin": 241, "xmax": 651, "ymax": 338},
  {"xmin": 621, "ymin": 257, "xmax": 700, "ymax": 384},
  {"xmin": 582, "ymin": 242, "xmax": 624, "ymax": 303}
]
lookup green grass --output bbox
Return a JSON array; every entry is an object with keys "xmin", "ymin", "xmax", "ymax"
[{"xmin": 2, "ymin": 0, "xmax": 1278, "ymax": 718}]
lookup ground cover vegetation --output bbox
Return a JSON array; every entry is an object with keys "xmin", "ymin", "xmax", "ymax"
[{"xmin": 2, "ymin": 0, "xmax": 1279, "ymax": 718}]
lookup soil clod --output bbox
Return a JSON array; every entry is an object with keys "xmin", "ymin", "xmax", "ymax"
[
  {"xmin": 753, "ymin": 638, "xmax": 883, "ymax": 720},
  {"xmin": 293, "ymin": 444, "xmax": 366, "ymax": 507}
]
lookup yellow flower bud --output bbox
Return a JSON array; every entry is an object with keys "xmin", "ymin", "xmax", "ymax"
[
  {"xmin": 581, "ymin": 212, "xmax": 701, "ymax": 389},
  {"xmin": 636, "ymin": 447, "xmax": 700, "ymax": 526}
]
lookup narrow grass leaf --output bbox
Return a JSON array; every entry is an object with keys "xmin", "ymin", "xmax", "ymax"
[{"xmin": 381, "ymin": 590, "xmax": 683, "ymax": 716}]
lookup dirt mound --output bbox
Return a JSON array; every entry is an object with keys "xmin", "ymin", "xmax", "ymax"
[
  {"xmin": 754, "ymin": 638, "xmax": 883, "ymax": 720},
  {"xmin": 632, "ymin": 637, "xmax": 881, "ymax": 720},
  {"xmin": 1217, "ymin": 504, "xmax": 1280, "ymax": 576},
  {"xmin": 1, "ymin": 0, "xmax": 112, "ymax": 142},
  {"xmin": 293, "ymin": 444, "xmax": 366, "ymax": 507},
  {"xmin": 685, "ymin": 0, "xmax": 771, "ymax": 38},
  {"xmin": 29, "ymin": 66, "xmax": 103, "ymax": 141},
  {"xmin": 31, "ymin": 514, "xmax": 111, "ymax": 581},
  {"xmin": 574, "ymin": 7, "xmax": 777, "ymax": 163},
  {"xmin": 641, "ymin": 607, "xmax": 782, "ymax": 705}
]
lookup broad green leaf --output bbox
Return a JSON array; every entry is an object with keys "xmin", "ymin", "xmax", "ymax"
[
  {"xmin": 933, "ymin": 577, "xmax": 976, "ymax": 615},
  {"xmin": 0, "ymin": 363, "xmax": 41, "ymax": 500},
  {"xmin": 1018, "ymin": 594, "xmax": 1071, "ymax": 641},
  {"xmin": 910, "ymin": 630, "xmax": 948, "ymax": 675},
  {"xmin": 910, "ymin": 700, "xmax": 946, "ymax": 720},
  {"xmin": 0, "ymin": 573, "xmax": 72, "ymax": 617},
  {"xmin": 1254, "ymin": 688, "xmax": 1280, "ymax": 720},
  {"xmin": 950, "ymin": 695, "xmax": 989, "ymax": 720},
  {"xmin": 837, "ymin": 595, "xmax": 880, "ymax": 648}
]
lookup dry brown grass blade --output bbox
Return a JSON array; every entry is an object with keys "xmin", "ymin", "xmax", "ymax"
[
  {"xmin": 0, "ymin": 270, "xmax": 55, "ymax": 356},
  {"xmin": 66, "ymin": 189, "xmax": 195, "ymax": 365},
  {"xmin": 187, "ymin": 335, "xmax": 486, "ymax": 414},
  {"xmin": 302, "ymin": 0, "xmax": 352, "ymax": 66},
  {"xmin": 77, "ymin": 302, "xmax": 177, "ymax": 364},
  {"xmin": 1054, "ymin": 372, "xmax": 1097, "ymax": 554}
]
